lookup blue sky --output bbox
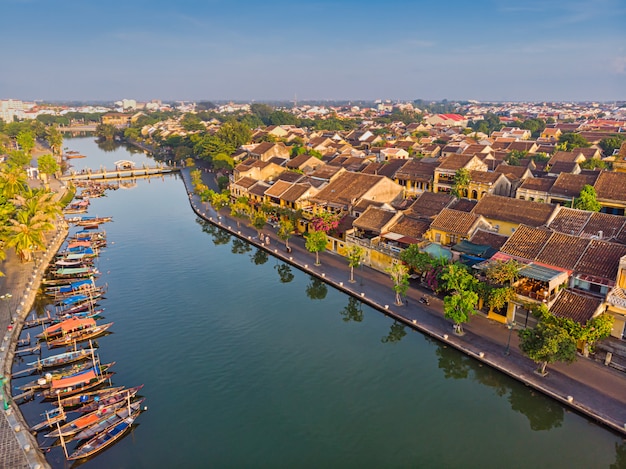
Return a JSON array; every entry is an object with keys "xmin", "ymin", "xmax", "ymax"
[{"xmin": 1, "ymin": 0, "xmax": 625, "ymax": 102}]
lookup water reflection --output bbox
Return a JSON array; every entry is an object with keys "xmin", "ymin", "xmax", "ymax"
[
  {"xmin": 426, "ymin": 337, "xmax": 565, "ymax": 431},
  {"xmin": 274, "ymin": 263, "xmax": 294, "ymax": 283},
  {"xmin": 340, "ymin": 297, "xmax": 363, "ymax": 323},
  {"xmin": 306, "ymin": 277, "xmax": 328, "ymax": 300},
  {"xmin": 251, "ymin": 249, "xmax": 268, "ymax": 265},
  {"xmin": 611, "ymin": 442, "xmax": 626, "ymax": 469},
  {"xmin": 231, "ymin": 239, "xmax": 251, "ymax": 255},
  {"xmin": 381, "ymin": 321, "xmax": 407, "ymax": 343},
  {"xmin": 199, "ymin": 221, "xmax": 231, "ymax": 245}
]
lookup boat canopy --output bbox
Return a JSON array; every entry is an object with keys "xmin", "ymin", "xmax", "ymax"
[{"xmin": 51, "ymin": 370, "xmax": 97, "ymax": 389}]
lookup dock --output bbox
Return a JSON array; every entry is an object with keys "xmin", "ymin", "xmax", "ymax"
[{"xmin": 60, "ymin": 164, "xmax": 179, "ymax": 182}]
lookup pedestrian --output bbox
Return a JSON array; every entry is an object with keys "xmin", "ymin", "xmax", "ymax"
[{"xmin": 265, "ymin": 235, "xmax": 270, "ymax": 245}]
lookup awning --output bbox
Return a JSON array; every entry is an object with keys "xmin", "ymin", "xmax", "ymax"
[
  {"xmin": 52, "ymin": 370, "xmax": 96, "ymax": 389},
  {"xmin": 519, "ymin": 263, "xmax": 567, "ymax": 283},
  {"xmin": 422, "ymin": 243, "xmax": 452, "ymax": 260}
]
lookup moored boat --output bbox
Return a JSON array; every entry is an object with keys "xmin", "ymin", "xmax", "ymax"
[
  {"xmin": 30, "ymin": 406, "xmax": 67, "ymax": 432},
  {"xmin": 77, "ymin": 384, "xmax": 144, "ymax": 414},
  {"xmin": 28, "ymin": 348, "xmax": 93, "ymax": 370},
  {"xmin": 45, "ymin": 398, "xmax": 130, "ymax": 438},
  {"xmin": 47, "ymin": 322, "xmax": 113, "ymax": 349},
  {"xmin": 40, "ymin": 371, "xmax": 114, "ymax": 400},
  {"xmin": 67, "ymin": 411, "xmax": 139, "ymax": 461},
  {"xmin": 72, "ymin": 400, "xmax": 145, "ymax": 442},
  {"xmin": 58, "ymin": 386, "xmax": 125, "ymax": 409}
]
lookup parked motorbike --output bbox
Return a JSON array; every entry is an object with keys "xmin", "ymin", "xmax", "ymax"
[{"xmin": 419, "ymin": 296, "xmax": 430, "ymax": 305}]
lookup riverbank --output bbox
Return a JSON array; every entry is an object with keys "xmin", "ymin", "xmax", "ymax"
[{"xmin": 183, "ymin": 166, "xmax": 626, "ymax": 438}]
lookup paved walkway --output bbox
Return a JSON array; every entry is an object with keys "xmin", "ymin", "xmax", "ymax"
[{"xmin": 186, "ymin": 166, "xmax": 626, "ymax": 437}]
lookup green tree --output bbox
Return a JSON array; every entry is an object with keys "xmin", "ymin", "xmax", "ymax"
[
  {"xmin": 451, "ymin": 168, "xmax": 470, "ymax": 198},
  {"xmin": 574, "ymin": 185, "xmax": 601, "ymax": 212},
  {"xmin": 213, "ymin": 152, "xmax": 235, "ymax": 171},
  {"xmin": 250, "ymin": 211, "xmax": 267, "ymax": 238},
  {"xmin": 0, "ymin": 165, "xmax": 28, "ymax": 199},
  {"xmin": 485, "ymin": 259, "xmax": 521, "ymax": 285},
  {"xmin": 558, "ymin": 132, "xmax": 590, "ymax": 151},
  {"xmin": 399, "ymin": 244, "xmax": 432, "ymax": 276},
  {"xmin": 346, "ymin": 245, "xmax": 364, "ymax": 283},
  {"xmin": 45, "ymin": 127, "xmax": 63, "ymax": 155},
  {"xmin": 305, "ymin": 229, "xmax": 327, "ymax": 266},
  {"xmin": 95, "ymin": 123, "xmax": 119, "ymax": 141},
  {"xmin": 5, "ymin": 210, "xmax": 53, "ymax": 262},
  {"xmin": 37, "ymin": 154, "xmax": 60, "ymax": 182},
  {"xmin": 599, "ymin": 135, "xmax": 626, "ymax": 157},
  {"xmin": 386, "ymin": 262, "xmax": 409, "ymax": 306},
  {"xmin": 216, "ymin": 121, "xmax": 251, "ymax": 148},
  {"xmin": 16, "ymin": 130, "xmax": 35, "ymax": 156},
  {"xmin": 518, "ymin": 321, "xmax": 577, "ymax": 376},
  {"xmin": 277, "ymin": 218, "xmax": 294, "ymax": 251},
  {"xmin": 440, "ymin": 263, "xmax": 478, "ymax": 334}
]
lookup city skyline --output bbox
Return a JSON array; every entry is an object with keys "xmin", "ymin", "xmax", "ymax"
[{"xmin": 2, "ymin": 0, "xmax": 625, "ymax": 103}]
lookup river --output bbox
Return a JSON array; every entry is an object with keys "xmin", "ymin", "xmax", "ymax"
[{"xmin": 11, "ymin": 136, "xmax": 626, "ymax": 468}]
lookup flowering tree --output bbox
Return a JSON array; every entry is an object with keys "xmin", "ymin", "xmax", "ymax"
[{"xmin": 311, "ymin": 212, "xmax": 340, "ymax": 233}]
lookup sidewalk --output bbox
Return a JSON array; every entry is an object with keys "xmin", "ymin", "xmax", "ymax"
[{"xmin": 187, "ymin": 167, "xmax": 626, "ymax": 437}]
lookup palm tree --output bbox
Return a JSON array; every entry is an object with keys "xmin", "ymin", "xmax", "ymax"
[
  {"xmin": 5, "ymin": 211, "xmax": 53, "ymax": 262},
  {"xmin": 0, "ymin": 165, "xmax": 28, "ymax": 199},
  {"xmin": 11, "ymin": 189, "xmax": 61, "ymax": 224}
]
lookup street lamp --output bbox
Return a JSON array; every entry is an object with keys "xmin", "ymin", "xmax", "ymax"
[{"xmin": 504, "ymin": 321, "xmax": 515, "ymax": 356}]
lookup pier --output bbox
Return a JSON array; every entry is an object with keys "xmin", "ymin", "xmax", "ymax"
[{"xmin": 60, "ymin": 164, "xmax": 179, "ymax": 182}]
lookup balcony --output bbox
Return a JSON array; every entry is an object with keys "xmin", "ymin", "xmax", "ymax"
[{"xmin": 346, "ymin": 234, "xmax": 401, "ymax": 259}]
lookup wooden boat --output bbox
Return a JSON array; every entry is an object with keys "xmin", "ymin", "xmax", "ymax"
[
  {"xmin": 48, "ymin": 266, "xmax": 100, "ymax": 279},
  {"xmin": 19, "ymin": 362, "xmax": 114, "ymax": 392},
  {"xmin": 30, "ymin": 406, "xmax": 67, "ymax": 432},
  {"xmin": 77, "ymin": 385, "xmax": 144, "ymax": 414},
  {"xmin": 40, "ymin": 371, "xmax": 114, "ymax": 400},
  {"xmin": 57, "ymin": 386, "xmax": 125, "ymax": 409},
  {"xmin": 53, "ymin": 297, "xmax": 100, "ymax": 317},
  {"xmin": 47, "ymin": 322, "xmax": 113, "ymax": 349},
  {"xmin": 67, "ymin": 410, "xmax": 139, "ymax": 461},
  {"xmin": 45, "ymin": 398, "xmax": 129, "ymax": 438},
  {"xmin": 37, "ymin": 317, "xmax": 98, "ymax": 341},
  {"xmin": 72, "ymin": 400, "xmax": 144, "ymax": 442},
  {"xmin": 28, "ymin": 348, "xmax": 93, "ymax": 370},
  {"xmin": 75, "ymin": 216, "xmax": 112, "ymax": 226}
]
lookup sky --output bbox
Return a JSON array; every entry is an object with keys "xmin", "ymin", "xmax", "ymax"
[{"xmin": 1, "ymin": 0, "xmax": 625, "ymax": 103}]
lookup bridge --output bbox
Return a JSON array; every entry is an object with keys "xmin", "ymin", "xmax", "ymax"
[{"xmin": 60, "ymin": 163, "xmax": 180, "ymax": 181}]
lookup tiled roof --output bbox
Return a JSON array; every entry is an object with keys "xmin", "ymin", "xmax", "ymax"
[
  {"xmin": 282, "ymin": 183, "xmax": 312, "ymax": 202},
  {"xmin": 232, "ymin": 176, "xmax": 258, "ymax": 189},
  {"xmin": 388, "ymin": 216, "xmax": 431, "ymax": 239},
  {"xmin": 430, "ymin": 209, "xmax": 480, "ymax": 235},
  {"xmin": 309, "ymin": 165, "xmax": 343, "ymax": 181},
  {"xmin": 363, "ymin": 158, "xmax": 406, "ymax": 178},
  {"xmin": 518, "ymin": 177, "xmax": 555, "ymax": 192},
  {"xmin": 469, "ymin": 170, "xmax": 501, "ymax": 184},
  {"xmin": 309, "ymin": 172, "xmax": 389, "ymax": 207},
  {"xmin": 548, "ymin": 161, "xmax": 579, "ymax": 175},
  {"xmin": 404, "ymin": 192, "xmax": 456, "ymax": 219},
  {"xmin": 548, "ymin": 150, "xmax": 582, "ymax": 164},
  {"xmin": 580, "ymin": 212, "xmax": 626, "ymax": 240},
  {"xmin": 472, "ymin": 195, "xmax": 557, "ymax": 227},
  {"xmin": 550, "ymin": 289, "xmax": 602, "ymax": 324},
  {"xmin": 593, "ymin": 171, "xmax": 626, "ymax": 202},
  {"xmin": 249, "ymin": 181, "xmax": 271, "ymax": 197},
  {"xmin": 394, "ymin": 160, "xmax": 438, "ymax": 181},
  {"xmin": 500, "ymin": 224, "xmax": 553, "ymax": 259},
  {"xmin": 436, "ymin": 154, "xmax": 475, "ymax": 171},
  {"xmin": 574, "ymin": 240, "xmax": 626, "ymax": 280},
  {"xmin": 450, "ymin": 199, "xmax": 478, "ymax": 212},
  {"xmin": 550, "ymin": 173, "xmax": 598, "ymax": 198},
  {"xmin": 548, "ymin": 207, "xmax": 591, "ymax": 236},
  {"xmin": 493, "ymin": 164, "xmax": 530, "ymax": 179},
  {"xmin": 469, "ymin": 229, "xmax": 508, "ymax": 250},
  {"xmin": 264, "ymin": 180, "xmax": 293, "ymax": 198},
  {"xmin": 353, "ymin": 207, "xmax": 397, "ymax": 232},
  {"xmin": 276, "ymin": 171, "xmax": 305, "ymax": 183},
  {"xmin": 535, "ymin": 232, "xmax": 589, "ymax": 271}
]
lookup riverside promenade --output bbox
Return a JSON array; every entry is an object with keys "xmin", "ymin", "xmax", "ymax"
[{"xmin": 183, "ymin": 166, "xmax": 626, "ymax": 438}]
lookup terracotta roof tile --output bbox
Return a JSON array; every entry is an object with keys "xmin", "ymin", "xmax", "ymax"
[
  {"xmin": 264, "ymin": 180, "xmax": 293, "ymax": 198},
  {"xmin": 550, "ymin": 173, "xmax": 598, "ymax": 198},
  {"xmin": 394, "ymin": 160, "xmax": 438, "ymax": 181},
  {"xmin": 574, "ymin": 240, "xmax": 626, "ymax": 280},
  {"xmin": 404, "ymin": 192, "xmax": 456, "ymax": 219},
  {"xmin": 436, "ymin": 154, "xmax": 474, "ymax": 171},
  {"xmin": 593, "ymin": 171, "xmax": 626, "ymax": 202},
  {"xmin": 535, "ymin": 232, "xmax": 589, "ymax": 271},
  {"xmin": 548, "ymin": 207, "xmax": 591, "ymax": 236},
  {"xmin": 580, "ymin": 212, "xmax": 626, "ymax": 240},
  {"xmin": 388, "ymin": 216, "xmax": 431, "ymax": 239},
  {"xmin": 500, "ymin": 225, "xmax": 553, "ymax": 259},
  {"xmin": 430, "ymin": 209, "xmax": 481, "ymax": 235},
  {"xmin": 472, "ymin": 195, "xmax": 557, "ymax": 227},
  {"xmin": 353, "ymin": 207, "xmax": 398, "ymax": 232},
  {"xmin": 469, "ymin": 229, "xmax": 508, "ymax": 251},
  {"xmin": 518, "ymin": 177, "xmax": 556, "ymax": 192},
  {"xmin": 550, "ymin": 289, "xmax": 602, "ymax": 324}
]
